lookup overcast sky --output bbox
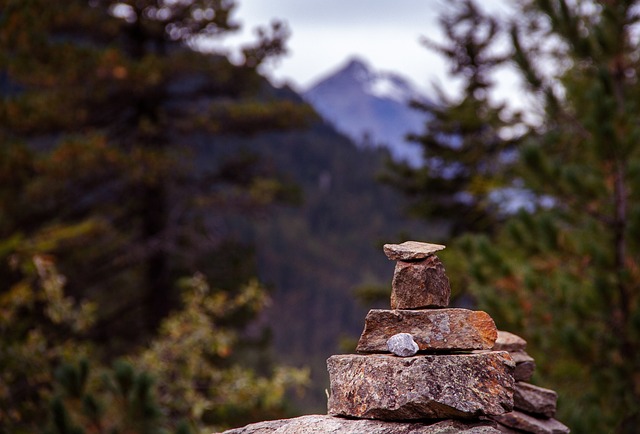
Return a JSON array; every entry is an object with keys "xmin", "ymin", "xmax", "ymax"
[{"xmin": 217, "ymin": 0, "xmax": 515, "ymax": 97}]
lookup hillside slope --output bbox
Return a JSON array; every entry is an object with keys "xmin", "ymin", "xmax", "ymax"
[{"xmin": 195, "ymin": 86, "xmax": 439, "ymax": 411}]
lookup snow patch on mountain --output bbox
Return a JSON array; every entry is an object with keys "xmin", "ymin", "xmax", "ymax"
[{"xmin": 368, "ymin": 72, "xmax": 417, "ymax": 103}]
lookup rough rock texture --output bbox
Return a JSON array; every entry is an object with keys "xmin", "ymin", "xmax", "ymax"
[
  {"xmin": 219, "ymin": 414, "xmax": 503, "ymax": 434},
  {"xmin": 492, "ymin": 411, "xmax": 570, "ymax": 434},
  {"xmin": 327, "ymin": 352, "xmax": 514, "ymax": 420},
  {"xmin": 511, "ymin": 351, "xmax": 536, "ymax": 382},
  {"xmin": 391, "ymin": 256, "xmax": 451, "ymax": 309},
  {"xmin": 357, "ymin": 309, "xmax": 497, "ymax": 353},
  {"xmin": 383, "ymin": 241, "xmax": 446, "ymax": 261},
  {"xmin": 493, "ymin": 331, "xmax": 527, "ymax": 352},
  {"xmin": 514, "ymin": 382, "xmax": 557, "ymax": 418},
  {"xmin": 386, "ymin": 333, "xmax": 419, "ymax": 357}
]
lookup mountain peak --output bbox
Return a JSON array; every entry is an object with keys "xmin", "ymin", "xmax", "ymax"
[
  {"xmin": 341, "ymin": 57, "xmax": 373, "ymax": 81},
  {"xmin": 303, "ymin": 57, "xmax": 430, "ymax": 164},
  {"xmin": 306, "ymin": 56, "xmax": 373, "ymax": 91}
]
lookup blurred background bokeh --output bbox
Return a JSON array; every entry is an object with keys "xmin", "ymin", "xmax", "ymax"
[{"xmin": 1, "ymin": 1, "xmax": 639, "ymax": 433}]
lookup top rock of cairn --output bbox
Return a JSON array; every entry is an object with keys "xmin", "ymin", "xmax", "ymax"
[
  {"xmin": 385, "ymin": 241, "xmax": 450, "ymax": 309},
  {"xmin": 383, "ymin": 241, "xmax": 446, "ymax": 261}
]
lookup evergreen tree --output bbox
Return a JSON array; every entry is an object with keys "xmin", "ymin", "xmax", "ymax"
[
  {"xmin": 382, "ymin": 0, "xmax": 521, "ymax": 237},
  {"xmin": 406, "ymin": 1, "xmax": 640, "ymax": 432},
  {"xmin": 0, "ymin": 0, "xmax": 311, "ymax": 343},
  {"xmin": 0, "ymin": 0, "xmax": 312, "ymax": 430}
]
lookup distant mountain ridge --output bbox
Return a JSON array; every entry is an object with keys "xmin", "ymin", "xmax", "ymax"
[{"xmin": 303, "ymin": 57, "xmax": 430, "ymax": 163}]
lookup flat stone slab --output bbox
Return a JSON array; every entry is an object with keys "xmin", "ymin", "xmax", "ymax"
[
  {"xmin": 327, "ymin": 352, "xmax": 514, "ymax": 420},
  {"xmin": 514, "ymin": 382, "xmax": 557, "ymax": 418},
  {"xmin": 356, "ymin": 308, "xmax": 497, "ymax": 353},
  {"xmin": 391, "ymin": 256, "xmax": 451, "ymax": 308},
  {"xmin": 492, "ymin": 411, "xmax": 570, "ymax": 434},
  {"xmin": 384, "ymin": 241, "xmax": 446, "ymax": 261},
  {"xmin": 219, "ymin": 415, "xmax": 503, "ymax": 434},
  {"xmin": 493, "ymin": 331, "xmax": 527, "ymax": 352}
]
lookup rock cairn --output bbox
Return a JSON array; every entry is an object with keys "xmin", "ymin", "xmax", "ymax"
[
  {"xmin": 328, "ymin": 241, "xmax": 569, "ymax": 433},
  {"xmin": 219, "ymin": 241, "xmax": 569, "ymax": 434},
  {"xmin": 328, "ymin": 241, "xmax": 513, "ymax": 424}
]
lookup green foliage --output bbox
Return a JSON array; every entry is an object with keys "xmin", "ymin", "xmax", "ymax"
[
  {"xmin": 0, "ymin": 0, "xmax": 312, "ymax": 342},
  {"xmin": 0, "ymin": 256, "xmax": 94, "ymax": 432},
  {"xmin": 0, "ymin": 255, "xmax": 307, "ymax": 433},
  {"xmin": 46, "ymin": 359, "xmax": 164, "ymax": 434},
  {"xmin": 382, "ymin": 0, "xmax": 522, "ymax": 237},
  {"xmin": 133, "ymin": 273, "xmax": 309, "ymax": 432},
  {"xmin": 1, "ymin": 0, "xmax": 313, "ymax": 431},
  {"xmin": 404, "ymin": 1, "xmax": 640, "ymax": 432}
]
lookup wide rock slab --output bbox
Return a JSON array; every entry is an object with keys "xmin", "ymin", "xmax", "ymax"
[
  {"xmin": 219, "ymin": 415, "xmax": 503, "ymax": 434},
  {"xmin": 391, "ymin": 256, "xmax": 451, "ymax": 308},
  {"xmin": 384, "ymin": 241, "xmax": 446, "ymax": 261},
  {"xmin": 327, "ymin": 352, "xmax": 514, "ymax": 420},
  {"xmin": 492, "ymin": 411, "xmax": 570, "ymax": 434},
  {"xmin": 356, "ymin": 308, "xmax": 497, "ymax": 353}
]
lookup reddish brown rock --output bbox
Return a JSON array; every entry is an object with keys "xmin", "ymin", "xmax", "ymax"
[
  {"xmin": 514, "ymin": 382, "xmax": 557, "ymax": 418},
  {"xmin": 220, "ymin": 415, "xmax": 504, "ymax": 433},
  {"xmin": 356, "ymin": 308, "xmax": 497, "ymax": 353},
  {"xmin": 493, "ymin": 331, "xmax": 527, "ymax": 352},
  {"xmin": 511, "ymin": 351, "xmax": 536, "ymax": 382},
  {"xmin": 327, "ymin": 352, "xmax": 514, "ymax": 421},
  {"xmin": 492, "ymin": 411, "xmax": 570, "ymax": 434},
  {"xmin": 391, "ymin": 256, "xmax": 451, "ymax": 308},
  {"xmin": 383, "ymin": 241, "xmax": 446, "ymax": 261}
]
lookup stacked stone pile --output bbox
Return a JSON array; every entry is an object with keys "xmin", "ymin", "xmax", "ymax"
[
  {"xmin": 327, "ymin": 241, "xmax": 514, "ymax": 424},
  {"xmin": 219, "ymin": 241, "xmax": 569, "ymax": 434}
]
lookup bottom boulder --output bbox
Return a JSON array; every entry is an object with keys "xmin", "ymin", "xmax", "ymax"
[
  {"xmin": 327, "ymin": 352, "xmax": 514, "ymax": 420},
  {"xmin": 218, "ymin": 414, "xmax": 503, "ymax": 434}
]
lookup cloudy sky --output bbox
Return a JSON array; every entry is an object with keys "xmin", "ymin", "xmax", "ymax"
[{"xmin": 217, "ymin": 0, "xmax": 514, "ymax": 96}]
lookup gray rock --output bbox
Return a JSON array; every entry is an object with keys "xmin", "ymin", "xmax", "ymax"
[
  {"xmin": 219, "ymin": 414, "xmax": 503, "ymax": 433},
  {"xmin": 357, "ymin": 308, "xmax": 497, "ymax": 353},
  {"xmin": 218, "ymin": 418, "xmax": 289, "ymax": 434},
  {"xmin": 391, "ymin": 256, "xmax": 451, "ymax": 309},
  {"xmin": 327, "ymin": 352, "xmax": 514, "ymax": 420},
  {"xmin": 492, "ymin": 411, "xmax": 570, "ymax": 434},
  {"xmin": 510, "ymin": 351, "xmax": 536, "ymax": 382},
  {"xmin": 493, "ymin": 331, "xmax": 527, "ymax": 352},
  {"xmin": 383, "ymin": 241, "xmax": 446, "ymax": 261},
  {"xmin": 514, "ymin": 382, "xmax": 557, "ymax": 418},
  {"xmin": 386, "ymin": 332, "xmax": 419, "ymax": 356}
]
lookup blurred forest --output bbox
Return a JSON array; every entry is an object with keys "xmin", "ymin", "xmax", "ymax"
[
  {"xmin": 3, "ymin": 0, "xmax": 640, "ymax": 434},
  {"xmin": 0, "ymin": 1, "xmax": 308, "ymax": 433},
  {"xmin": 383, "ymin": 1, "xmax": 640, "ymax": 433},
  {"xmin": 0, "ymin": 0, "xmax": 432, "ymax": 433}
]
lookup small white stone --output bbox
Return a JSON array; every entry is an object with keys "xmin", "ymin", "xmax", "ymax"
[{"xmin": 387, "ymin": 333, "xmax": 419, "ymax": 357}]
